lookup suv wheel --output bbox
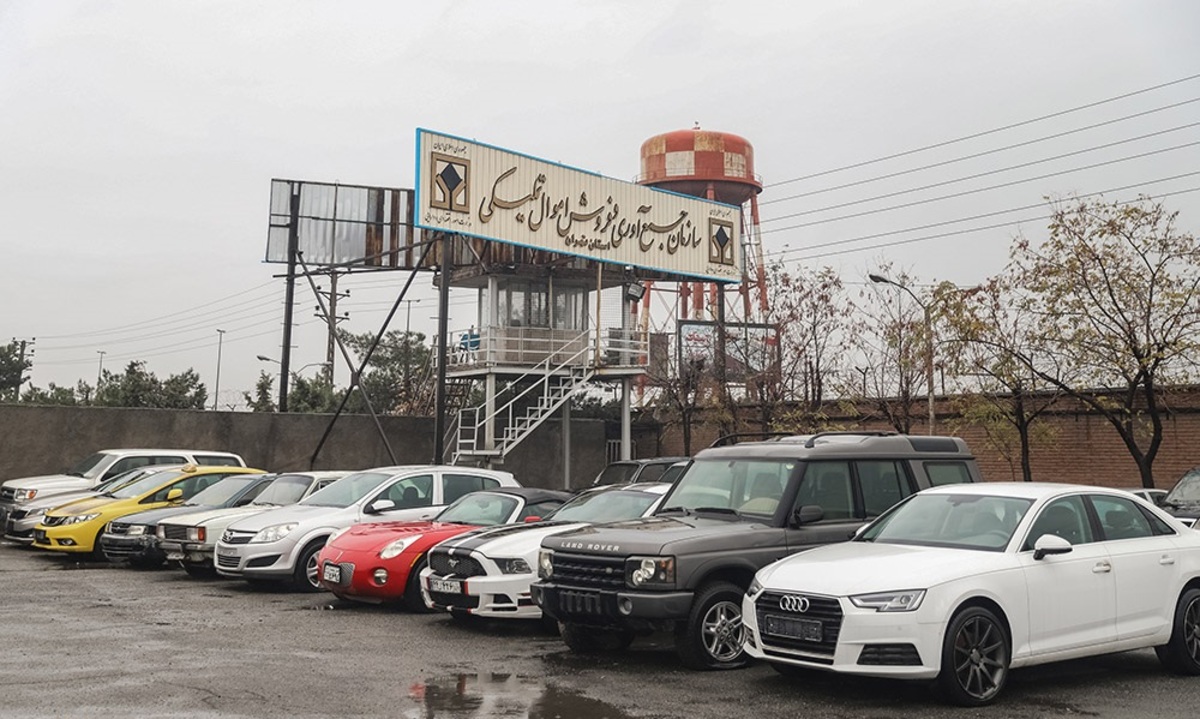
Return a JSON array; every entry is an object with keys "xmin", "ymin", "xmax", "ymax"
[
  {"xmin": 676, "ymin": 581, "xmax": 748, "ymax": 670},
  {"xmin": 560, "ymin": 622, "xmax": 634, "ymax": 653},
  {"xmin": 292, "ymin": 540, "xmax": 326, "ymax": 592}
]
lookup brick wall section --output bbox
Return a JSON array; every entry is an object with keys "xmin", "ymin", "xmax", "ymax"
[{"xmin": 645, "ymin": 394, "xmax": 1200, "ymax": 491}]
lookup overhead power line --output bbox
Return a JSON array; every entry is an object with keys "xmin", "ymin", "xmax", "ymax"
[
  {"xmin": 761, "ymin": 102, "xmax": 1200, "ymax": 206},
  {"xmin": 766, "ymin": 72, "xmax": 1200, "ymax": 188},
  {"xmin": 758, "ymin": 141, "xmax": 1200, "ymax": 235}
]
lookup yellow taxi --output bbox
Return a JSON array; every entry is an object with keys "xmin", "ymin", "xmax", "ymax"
[{"xmin": 32, "ymin": 465, "xmax": 264, "ymax": 556}]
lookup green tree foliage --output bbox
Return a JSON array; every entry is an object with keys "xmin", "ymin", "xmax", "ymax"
[
  {"xmin": 93, "ymin": 361, "xmax": 208, "ymax": 409},
  {"xmin": 0, "ymin": 340, "xmax": 32, "ymax": 401},
  {"xmin": 338, "ymin": 329, "xmax": 433, "ymax": 415},
  {"xmin": 243, "ymin": 371, "xmax": 276, "ymax": 412},
  {"xmin": 21, "ymin": 382, "xmax": 78, "ymax": 405},
  {"xmin": 1008, "ymin": 196, "xmax": 1200, "ymax": 488}
]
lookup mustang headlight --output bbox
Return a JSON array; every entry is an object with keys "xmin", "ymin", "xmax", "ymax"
[
  {"xmin": 495, "ymin": 557, "xmax": 532, "ymax": 575},
  {"xmin": 251, "ymin": 523, "xmax": 298, "ymax": 543},
  {"xmin": 14, "ymin": 489, "xmax": 38, "ymax": 501},
  {"xmin": 850, "ymin": 589, "xmax": 927, "ymax": 612},
  {"xmin": 537, "ymin": 549, "xmax": 554, "ymax": 579},
  {"xmin": 379, "ymin": 535, "xmax": 422, "ymax": 560},
  {"xmin": 63, "ymin": 513, "xmax": 101, "ymax": 525},
  {"xmin": 626, "ymin": 556, "xmax": 675, "ymax": 589}
]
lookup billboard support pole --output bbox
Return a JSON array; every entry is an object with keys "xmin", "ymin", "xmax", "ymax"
[
  {"xmin": 279, "ymin": 185, "xmax": 300, "ymax": 412},
  {"xmin": 433, "ymin": 235, "xmax": 452, "ymax": 464}
]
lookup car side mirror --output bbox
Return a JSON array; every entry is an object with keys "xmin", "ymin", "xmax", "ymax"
[
  {"xmin": 1032, "ymin": 534, "xmax": 1072, "ymax": 560},
  {"xmin": 365, "ymin": 498, "xmax": 396, "ymax": 515},
  {"xmin": 165, "ymin": 488, "xmax": 184, "ymax": 503},
  {"xmin": 791, "ymin": 504, "xmax": 824, "ymax": 527},
  {"xmin": 523, "ymin": 516, "xmax": 542, "ymax": 523}
]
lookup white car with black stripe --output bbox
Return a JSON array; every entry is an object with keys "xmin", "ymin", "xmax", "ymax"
[{"xmin": 422, "ymin": 483, "xmax": 671, "ymax": 620}]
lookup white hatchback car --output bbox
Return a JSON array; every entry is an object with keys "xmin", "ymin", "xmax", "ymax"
[
  {"xmin": 744, "ymin": 482, "xmax": 1200, "ymax": 706},
  {"xmin": 215, "ymin": 465, "xmax": 517, "ymax": 590},
  {"xmin": 421, "ymin": 482, "xmax": 671, "ymax": 620}
]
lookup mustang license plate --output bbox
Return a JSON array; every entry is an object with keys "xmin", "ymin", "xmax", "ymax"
[
  {"xmin": 428, "ymin": 578, "xmax": 462, "ymax": 594},
  {"xmin": 764, "ymin": 614, "xmax": 823, "ymax": 642},
  {"xmin": 321, "ymin": 563, "xmax": 342, "ymax": 584}
]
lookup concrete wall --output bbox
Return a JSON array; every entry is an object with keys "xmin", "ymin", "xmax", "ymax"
[{"xmin": 0, "ymin": 405, "xmax": 608, "ymax": 491}]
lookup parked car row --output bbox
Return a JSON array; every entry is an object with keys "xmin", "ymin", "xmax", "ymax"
[{"xmin": 6, "ymin": 439, "xmax": 1200, "ymax": 707}]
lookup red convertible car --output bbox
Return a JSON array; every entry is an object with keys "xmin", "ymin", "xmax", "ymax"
[{"xmin": 315, "ymin": 487, "xmax": 568, "ymax": 610}]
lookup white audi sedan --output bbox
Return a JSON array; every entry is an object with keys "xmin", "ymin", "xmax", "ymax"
[{"xmin": 743, "ymin": 482, "xmax": 1200, "ymax": 706}]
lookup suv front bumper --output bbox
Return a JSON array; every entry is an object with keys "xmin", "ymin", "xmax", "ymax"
[
  {"xmin": 532, "ymin": 581, "xmax": 694, "ymax": 628},
  {"xmin": 99, "ymin": 533, "xmax": 164, "ymax": 564}
]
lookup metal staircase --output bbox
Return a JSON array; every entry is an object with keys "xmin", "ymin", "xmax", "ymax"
[{"xmin": 453, "ymin": 334, "xmax": 593, "ymax": 465}]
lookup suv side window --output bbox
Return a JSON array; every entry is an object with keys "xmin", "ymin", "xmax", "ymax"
[
  {"xmin": 924, "ymin": 461, "xmax": 973, "ymax": 487},
  {"xmin": 856, "ymin": 460, "xmax": 912, "ymax": 517},
  {"xmin": 443, "ymin": 474, "xmax": 495, "ymax": 504},
  {"xmin": 382, "ymin": 474, "xmax": 434, "ymax": 509},
  {"xmin": 795, "ymin": 461, "xmax": 854, "ymax": 520},
  {"xmin": 637, "ymin": 464, "xmax": 669, "ymax": 483}
]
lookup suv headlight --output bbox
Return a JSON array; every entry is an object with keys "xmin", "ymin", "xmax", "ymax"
[
  {"xmin": 849, "ymin": 589, "xmax": 926, "ymax": 612},
  {"xmin": 495, "ymin": 557, "xmax": 531, "ymax": 575},
  {"xmin": 126, "ymin": 525, "xmax": 148, "ymax": 536},
  {"xmin": 537, "ymin": 549, "xmax": 554, "ymax": 579},
  {"xmin": 626, "ymin": 556, "xmax": 675, "ymax": 589},
  {"xmin": 26, "ymin": 508, "xmax": 46, "ymax": 518},
  {"xmin": 187, "ymin": 527, "xmax": 206, "ymax": 543},
  {"xmin": 14, "ymin": 489, "xmax": 37, "ymax": 501},
  {"xmin": 63, "ymin": 513, "xmax": 101, "ymax": 525},
  {"xmin": 251, "ymin": 523, "xmax": 298, "ymax": 543},
  {"xmin": 379, "ymin": 535, "xmax": 422, "ymax": 560}
]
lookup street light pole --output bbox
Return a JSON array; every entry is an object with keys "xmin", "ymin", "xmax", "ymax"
[
  {"xmin": 869, "ymin": 273, "xmax": 935, "ymax": 435},
  {"xmin": 213, "ymin": 329, "xmax": 226, "ymax": 410}
]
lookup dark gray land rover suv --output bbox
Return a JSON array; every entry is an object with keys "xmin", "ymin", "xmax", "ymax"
[{"xmin": 531, "ymin": 431, "xmax": 983, "ymax": 670}]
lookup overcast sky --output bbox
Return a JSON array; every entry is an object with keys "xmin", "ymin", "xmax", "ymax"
[{"xmin": 3, "ymin": 0, "xmax": 1198, "ymax": 407}]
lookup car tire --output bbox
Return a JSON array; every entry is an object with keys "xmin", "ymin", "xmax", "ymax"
[
  {"xmin": 675, "ymin": 581, "xmax": 749, "ymax": 670},
  {"xmin": 183, "ymin": 563, "xmax": 216, "ymax": 579},
  {"xmin": 560, "ymin": 622, "xmax": 635, "ymax": 653},
  {"xmin": 1155, "ymin": 587, "xmax": 1200, "ymax": 675},
  {"xmin": 936, "ymin": 605, "xmax": 1010, "ymax": 706},
  {"xmin": 291, "ymin": 539, "xmax": 326, "ymax": 592},
  {"xmin": 90, "ymin": 529, "xmax": 108, "ymax": 561},
  {"xmin": 402, "ymin": 558, "xmax": 432, "ymax": 613}
]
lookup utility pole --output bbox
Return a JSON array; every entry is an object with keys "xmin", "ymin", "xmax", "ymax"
[
  {"xmin": 279, "ymin": 184, "xmax": 300, "ymax": 413},
  {"xmin": 95, "ymin": 349, "xmax": 106, "ymax": 388},
  {"xmin": 213, "ymin": 329, "xmax": 226, "ymax": 410},
  {"xmin": 314, "ymin": 269, "xmax": 349, "ymax": 384}
]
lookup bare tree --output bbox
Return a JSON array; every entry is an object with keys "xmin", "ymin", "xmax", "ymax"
[{"xmin": 1007, "ymin": 196, "xmax": 1200, "ymax": 488}]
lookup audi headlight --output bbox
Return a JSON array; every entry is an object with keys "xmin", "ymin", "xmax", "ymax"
[
  {"xmin": 14, "ymin": 489, "xmax": 38, "ymax": 501},
  {"xmin": 495, "ymin": 557, "xmax": 532, "ymax": 575},
  {"xmin": 251, "ymin": 523, "xmax": 298, "ymax": 543},
  {"xmin": 126, "ymin": 525, "xmax": 148, "ymax": 536},
  {"xmin": 188, "ymin": 527, "xmax": 206, "ymax": 543},
  {"xmin": 626, "ymin": 556, "xmax": 675, "ymax": 589},
  {"xmin": 849, "ymin": 589, "xmax": 926, "ymax": 612},
  {"xmin": 379, "ymin": 535, "xmax": 422, "ymax": 560},
  {"xmin": 748, "ymin": 577, "xmax": 764, "ymax": 598},
  {"xmin": 537, "ymin": 549, "xmax": 554, "ymax": 579},
  {"xmin": 63, "ymin": 513, "xmax": 101, "ymax": 525}
]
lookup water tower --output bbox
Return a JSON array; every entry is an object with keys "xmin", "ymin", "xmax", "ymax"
[{"xmin": 637, "ymin": 127, "xmax": 768, "ymax": 319}]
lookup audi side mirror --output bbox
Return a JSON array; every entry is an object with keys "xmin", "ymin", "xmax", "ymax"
[{"xmin": 1032, "ymin": 534, "xmax": 1072, "ymax": 560}]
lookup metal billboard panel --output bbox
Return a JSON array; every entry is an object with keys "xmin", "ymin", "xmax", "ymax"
[
  {"xmin": 414, "ymin": 129, "xmax": 743, "ymax": 283},
  {"xmin": 265, "ymin": 179, "xmax": 420, "ymax": 269}
]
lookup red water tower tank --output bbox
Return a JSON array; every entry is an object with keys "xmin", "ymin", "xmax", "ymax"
[{"xmin": 637, "ymin": 128, "xmax": 761, "ymax": 204}]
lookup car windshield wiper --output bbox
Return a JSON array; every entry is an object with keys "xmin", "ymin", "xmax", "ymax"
[
  {"xmin": 657, "ymin": 506, "xmax": 693, "ymax": 516},
  {"xmin": 693, "ymin": 506, "xmax": 742, "ymax": 517}
]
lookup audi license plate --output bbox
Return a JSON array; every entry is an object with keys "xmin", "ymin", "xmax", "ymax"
[
  {"xmin": 428, "ymin": 578, "xmax": 462, "ymax": 594},
  {"xmin": 765, "ymin": 614, "xmax": 823, "ymax": 642},
  {"xmin": 321, "ymin": 563, "xmax": 341, "ymax": 584}
]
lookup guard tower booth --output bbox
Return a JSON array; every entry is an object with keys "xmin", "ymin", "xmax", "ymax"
[{"xmin": 415, "ymin": 130, "xmax": 744, "ymax": 474}]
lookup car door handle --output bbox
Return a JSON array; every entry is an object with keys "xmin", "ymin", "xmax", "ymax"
[
  {"xmin": 1092, "ymin": 561, "xmax": 1112, "ymax": 573},
  {"xmin": 1161, "ymin": 555, "xmax": 1176, "ymax": 566}
]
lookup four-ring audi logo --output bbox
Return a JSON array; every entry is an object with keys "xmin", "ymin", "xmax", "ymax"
[{"xmin": 779, "ymin": 594, "xmax": 810, "ymax": 613}]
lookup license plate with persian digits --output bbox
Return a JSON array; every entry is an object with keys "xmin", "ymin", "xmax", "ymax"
[
  {"xmin": 428, "ymin": 578, "xmax": 462, "ymax": 594},
  {"xmin": 321, "ymin": 563, "xmax": 342, "ymax": 584},
  {"xmin": 765, "ymin": 614, "xmax": 823, "ymax": 642}
]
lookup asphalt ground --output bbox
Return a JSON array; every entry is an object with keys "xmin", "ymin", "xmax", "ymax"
[{"xmin": 2, "ymin": 542, "xmax": 1198, "ymax": 718}]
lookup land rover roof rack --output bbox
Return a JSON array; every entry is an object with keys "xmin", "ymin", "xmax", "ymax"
[
  {"xmin": 802, "ymin": 430, "xmax": 899, "ymax": 449},
  {"xmin": 708, "ymin": 432, "xmax": 796, "ymax": 448}
]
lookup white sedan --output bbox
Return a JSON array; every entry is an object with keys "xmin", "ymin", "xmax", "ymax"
[{"xmin": 743, "ymin": 482, "xmax": 1200, "ymax": 706}]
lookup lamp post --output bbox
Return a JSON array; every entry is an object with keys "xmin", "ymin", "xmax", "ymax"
[
  {"xmin": 869, "ymin": 273, "xmax": 935, "ymax": 435},
  {"xmin": 213, "ymin": 329, "xmax": 226, "ymax": 411}
]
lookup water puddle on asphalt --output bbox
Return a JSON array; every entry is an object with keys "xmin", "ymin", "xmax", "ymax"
[{"xmin": 404, "ymin": 673, "xmax": 638, "ymax": 719}]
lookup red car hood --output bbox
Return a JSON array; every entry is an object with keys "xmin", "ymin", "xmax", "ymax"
[{"xmin": 324, "ymin": 520, "xmax": 479, "ymax": 555}]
